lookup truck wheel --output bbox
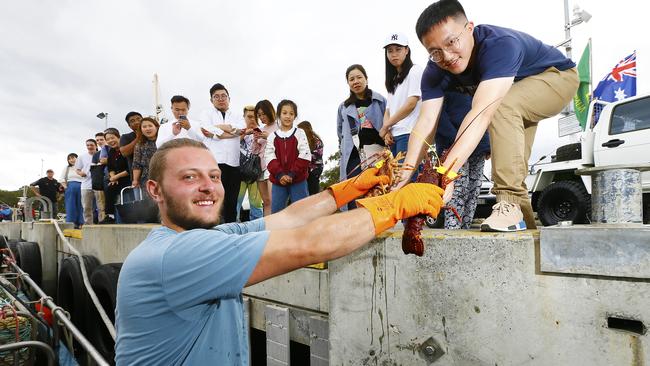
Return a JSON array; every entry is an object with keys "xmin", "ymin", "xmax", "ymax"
[
  {"xmin": 537, "ymin": 181, "xmax": 591, "ymax": 226},
  {"xmin": 87, "ymin": 263, "xmax": 122, "ymax": 364},
  {"xmin": 555, "ymin": 143, "xmax": 582, "ymax": 162}
]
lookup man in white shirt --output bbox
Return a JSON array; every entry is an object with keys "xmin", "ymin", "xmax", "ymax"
[
  {"xmin": 188, "ymin": 83, "xmax": 245, "ymax": 223},
  {"xmin": 156, "ymin": 95, "xmax": 199, "ymax": 148},
  {"xmin": 75, "ymin": 139, "xmax": 98, "ymax": 225}
]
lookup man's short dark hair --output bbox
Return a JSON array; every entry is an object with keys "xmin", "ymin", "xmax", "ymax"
[
  {"xmin": 86, "ymin": 139, "xmax": 97, "ymax": 145},
  {"xmin": 95, "ymin": 132, "xmax": 105, "ymax": 138},
  {"xmin": 415, "ymin": 0, "xmax": 467, "ymax": 41},
  {"xmin": 125, "ymin": 111, "xmax": 143, "ymax": 123},
  {"xmin": 209, "ymin": 83, "xmax": 229, "ymax": 98},
  {"xmin": 170, "ymin": 95, "xmax": 190, "ymax": 106},
  {"xmin": 149, "ymin": 138, "xmax": 209, "ymax": 184}
]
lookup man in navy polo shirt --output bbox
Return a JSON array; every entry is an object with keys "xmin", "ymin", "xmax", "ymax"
[{"xmin": 398, "ymin": 0, "xmax": 578, "ymax": 231}]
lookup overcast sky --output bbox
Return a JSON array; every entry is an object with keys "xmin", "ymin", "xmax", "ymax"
[{"xmin": 1, "ymin": 0, "xmax": 646, "ymax": 190}]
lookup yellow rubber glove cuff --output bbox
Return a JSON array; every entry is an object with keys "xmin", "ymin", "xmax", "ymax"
[
  {"xmin": 357, "ymin": 183, "xmax": 445, "ymax": 235},
  {"xmin": 356, "ymin": 195, "xmax": 398, "ymax": 234}
]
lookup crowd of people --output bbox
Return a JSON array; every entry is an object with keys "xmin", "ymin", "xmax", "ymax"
[
  {"xmin": 31, "ymin": 84, "xmax": 326, "ymax": 228},
  {"xmin": 31, "ymin": 0, "xmax": 578, "ymax": 236}
]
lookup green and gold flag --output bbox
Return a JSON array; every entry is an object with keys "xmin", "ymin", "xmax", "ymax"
[{"xmin": 573, "ymin": 41, "xmax": 591, "ymax": 129}]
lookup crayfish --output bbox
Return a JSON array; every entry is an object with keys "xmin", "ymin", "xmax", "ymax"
[
  {"xmin": 401, "ymin": 151, "xmax": 461, "ymax": 257},
  {"xmin": 350, "ymin": 147, "xmax": 461, "ymax": 257}
]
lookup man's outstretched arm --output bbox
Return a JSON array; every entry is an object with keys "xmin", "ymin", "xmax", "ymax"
[{"xmin": 247, "ymin": 183, "xmax": 444, "ymax": 286}]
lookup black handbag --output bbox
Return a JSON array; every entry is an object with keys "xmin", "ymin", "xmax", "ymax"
[
  {"xmin": 115, "ymin": 186, "xmax": 159, "ymax": 224},
  {"xmin": 240, "ymin": 151, "xmax": 262, "ymax": 184}
]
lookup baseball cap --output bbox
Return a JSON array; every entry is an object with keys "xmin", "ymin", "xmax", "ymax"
[{"xmin": 383, "ymin": 33, "xmax": 408, "ymax": 48}]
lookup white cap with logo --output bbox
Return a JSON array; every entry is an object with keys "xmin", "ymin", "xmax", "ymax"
[{"xmin": 383, "ymin": 33, "xmax": 409, "ymax": 48}]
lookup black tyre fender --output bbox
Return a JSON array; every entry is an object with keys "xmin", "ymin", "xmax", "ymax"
[
  {"xmin": 4, "ymin": 239, "xmax": 20, "ymax": 264},
  {"xmin": 16, "ymin": 241, "xmax": 42, "ymax": 287},
  {"xmin": 57, "ymin": 255, "xmax": 101, "ymax": 338},
  {"xmin": 87, "ymin": 263, "xmax": 122, "ymax": 364},
  {"xmin": 537, "ymin": 180, "xmax": 591, "ymax": 226}
]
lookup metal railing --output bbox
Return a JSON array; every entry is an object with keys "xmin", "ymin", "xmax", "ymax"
[{"xmin": 1, "ymin": 253, "xmax": 110, "ymax": 366}]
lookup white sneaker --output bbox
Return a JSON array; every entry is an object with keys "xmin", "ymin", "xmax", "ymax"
[{"xmin": 480, "ymin": 201, "xmax": 527, "ymax": 232}]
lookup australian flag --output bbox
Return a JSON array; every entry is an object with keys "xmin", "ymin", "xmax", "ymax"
[
  {"xmin": 593, "ymin": 51, "xmax": 637, "ymax": 102},
  {"xmin": 592, "ymin": 51, "xmax": 636, "ymax": 124}
]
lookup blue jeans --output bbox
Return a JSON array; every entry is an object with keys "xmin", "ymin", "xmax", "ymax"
[
  {"xmin": 390, "ymin": 133, "xmax": 409, "ymax": 161},
  {"xmin": 391, "ymin": 134, "xmax": 419, "ymax": 182},
  {"xmin": 64, "ymin": 181, "xmax": 84, "ymax": 226},
  {"xmin": 271, "ymin": 181, "xmax": 308, "ymax": 213}
]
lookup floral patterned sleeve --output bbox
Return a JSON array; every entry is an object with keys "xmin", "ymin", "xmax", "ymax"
[
  {"xmin": 311, "ymin": 138, "xmax": 324, "ymax": 170},
  {"xmin": 132, "ymin": 143, "xmax": 143, "ymax": 170}
]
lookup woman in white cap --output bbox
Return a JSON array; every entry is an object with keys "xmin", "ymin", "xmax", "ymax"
[{"xmin": 379, "ymin": 33, "xmax": 424, "ymax": 166}]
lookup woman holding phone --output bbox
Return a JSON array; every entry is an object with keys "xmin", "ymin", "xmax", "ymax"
[{"xmin": 254, "ymin": 99, "xmax": 277, "ymax": 216}]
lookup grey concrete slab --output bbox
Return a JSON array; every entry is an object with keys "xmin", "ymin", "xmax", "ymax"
[
  {"xmin": 329, "ymin": 228, "xmax": 650, "ymax": 365},
  {"xmin": 265, "ymin": 304, "xmax": 290, "ymax": 365},
  {"xmin": 245, "ymin": 267, "xmax": 328, "ymax": 312},
  {"xmin": 67, "ymin": 224, "xmax": 156, "ymax": 264},
  {"xmin": 309, "ymin": 316, "xmax": 329, "ymax": 364},
  {"xmin": 309, "ymin": 315, "xmax": 328, "ymax": 340},
  {"xmin": 248, "ymin": 297, "xmax": 325, "ymax": 345},
  {"xmin": 540, "ymin": 224, "xmax": 650, "ymax": 278}
]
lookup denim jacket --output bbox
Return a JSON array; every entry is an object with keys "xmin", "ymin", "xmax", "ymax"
[{"xmin": 336, "ymin": 90, "xmax": 386, "ymax": 181}]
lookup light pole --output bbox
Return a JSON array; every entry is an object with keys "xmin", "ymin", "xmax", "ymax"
[
  {"xmin": 562, "ymin": 0, "xmax": 592, "ymax": 60},
  {"xmin": 96, "ymin": 112, "xmax": 109, "ymax": 130},
  {"xmin": 558, "ymin": 1, "xmax": 591, "ymax": 115}
]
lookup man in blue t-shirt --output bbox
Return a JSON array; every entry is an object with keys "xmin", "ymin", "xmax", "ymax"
[
  {"xmin": 115, "ymin": 138, "xmax": 445, "ymax": 365},
  {"xmin": 397, "ymin": 0, "xmax": 579, "ymax": 231}
]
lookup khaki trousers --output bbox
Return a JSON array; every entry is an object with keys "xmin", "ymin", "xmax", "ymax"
[
  {"xmin": 94, "ymin": 189, "xmax": 106, "ymax": 222},
  {"xmin": 489, "ymin": 67, "xmax": 579, "ymax": 229},
  {"xmin": 81, "ymin": 189, "xmax": 94, "ymax": 225}
]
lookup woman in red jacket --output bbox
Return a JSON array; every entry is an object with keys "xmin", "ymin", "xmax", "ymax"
[{"xmin": 264, "ymin": 100, "xmax": 311, "ymax": 213}]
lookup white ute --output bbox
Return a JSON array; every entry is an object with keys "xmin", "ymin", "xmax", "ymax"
[{"xmin": 527, "ymin": 94, "xmax": 650, "ymax": 225}]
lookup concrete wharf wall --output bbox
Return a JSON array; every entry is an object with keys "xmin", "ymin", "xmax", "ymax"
[
  {"xmin": 329, "ymin": 228, "xmax": 650, "ymax": 365},
  {"xmin": 1, "ymin": 221, "xmax": 649, "ymax": 365}
]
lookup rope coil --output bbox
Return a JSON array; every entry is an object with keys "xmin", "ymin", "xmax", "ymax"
[{"xmin": 0, "ymin": 304, "xmax": 32, "ymax": 365}]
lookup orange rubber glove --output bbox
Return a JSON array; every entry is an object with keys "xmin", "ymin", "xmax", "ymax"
[
  {"xmin": 328, "ymin": 167, "xmax": 390, "ymax": 208},
  {"xmin": 356, "ymin": 183, "xmax": 445, "ymax": 234}
]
